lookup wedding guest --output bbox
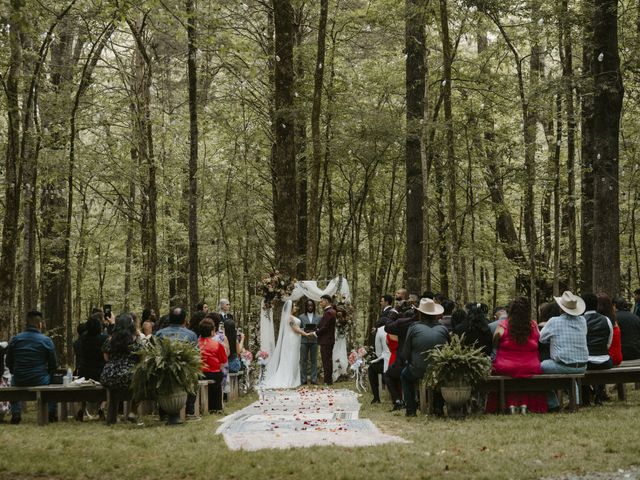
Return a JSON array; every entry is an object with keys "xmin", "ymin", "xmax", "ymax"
[
  {"xmin": 207, "ymin": 312, "xmax": 230, "ymax": 355},
  {"xmin": 489, "ymin": 306, "xmax": 508, "ymax": 335},
  {"xmin": 219, "ymin": 299, "xmax": 240, "ymax": 373},
  {"xmin": 633, "ymin": 288, "xmax": 640, "ymax": 317},
  {"xmin": 368, "ymin": 324, "xmax": 391, "ymax": 404},
  {"xmin": 598, "ymin": 293, "xmax": 622, "ymax": 366},
  {"xmin": 300, "ymin": 299, "xmax": 320, "ymax": 385},
  {"xmin": 141, "ymin": 308, "xmax": 156, "ymax": 329},
  {"xmin": 6, "ymin": 311, "xmax": 58, "ymax": 424},
  {"xmin": 583, "ymin": 293, "xmax": 613, "ymax": 371},
  {"xmin": 438, "ymin": 299, "xmax": 455, "ymax": 332},
  {"xmin": 539, "ymin": 291, "xmax": 588, "ymax": 411},
  {"xmin": 141, "ymin": 321, "xmax": 154, "ymax": 340},
  {"xmin": 486, "ymin": 297, "xmax": 546, "ymax": 414},
  {"xmin": 394, "ymin": 288, "xmax": 412, "ymax": 315},
  {"xmin": 101, "ymin": 314, "xmax": 142, "ymax": 423},
  {"xmin": 401, "ymin": 298, "xmax": 449, "ymax": 417},
  {"xmin": 198, "ymin": 319, "xmax": 227, "ymax": 412},
  {"xmin": 453, "ymin": 303, "xmax": 493, "ymax": 356},
  {"xmin": 156, "ymin": 307, "xmax": 199, "ymax": 420},
  {"xmin": 614, "ymin": 297, "xmax": 640, "ymax": 360},
  {"xmin": 384, "ymin": 307, "xmax": 418, "ymax": 410},
  {"xmin": 189, "ymin": 311, "xmax": 207, "ymax": 334},
  {"xmin": 196, "ymin": 302, "xmax": 209, "ymax": 314},
  {"xmin": 75, "ymin": 314, "xmax": 108, "ymax": 421}
]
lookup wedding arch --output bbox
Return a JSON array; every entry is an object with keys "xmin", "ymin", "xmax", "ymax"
[{"xmin": 259, "ymin": 276, "xmax": 351, "ymax": 355}]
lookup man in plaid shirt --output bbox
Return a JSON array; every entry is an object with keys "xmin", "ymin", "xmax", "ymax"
[{"xmin": 539, "ymin": 291, "xmax": 588, "ymax": 410}]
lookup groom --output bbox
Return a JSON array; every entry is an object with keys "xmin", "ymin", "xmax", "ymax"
[{"xmin": 314, "ymin": 295, "xmax": 336, "ymax": 386}]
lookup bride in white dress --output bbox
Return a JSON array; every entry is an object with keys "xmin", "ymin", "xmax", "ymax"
[{"xmin": 264, "ymin": 300, "xmax": 311, "ymax": 389}]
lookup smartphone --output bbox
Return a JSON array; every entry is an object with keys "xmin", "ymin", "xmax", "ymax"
[{"xmin": 103, "ymin": 304, "xmax": 112, "ymax": 319}]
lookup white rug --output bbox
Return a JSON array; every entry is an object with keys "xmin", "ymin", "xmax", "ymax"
[{"xmin": 216, "ymin": 388, "xmax": 409, "ymax": 451}]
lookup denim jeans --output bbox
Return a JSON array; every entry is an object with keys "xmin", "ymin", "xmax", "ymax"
[
  {"xmin": 400, "ymin": 366, "xmax": 423, "ymax": 413},
  {"xmin": 540, "ymin": 359, "xmax": 586, "ymax": 409},
  {"xmin": 10, "ymin": 375, "xmax": 56, "ymax": 416},
  {"xmin": 300, "ymin": 342, "xmax": 318, "ymax": 384}
]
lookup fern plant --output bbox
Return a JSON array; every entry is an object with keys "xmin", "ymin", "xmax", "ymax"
[
  {"xmin": 131, "ymin": 337, "xmax": 203, "ymax": 401},
  {"xmin": 424, "ymin": 334, "xmax": 491, "ymax": 388}
]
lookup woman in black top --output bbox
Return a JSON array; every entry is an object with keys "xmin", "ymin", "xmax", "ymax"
[
  {"xmin": 77, "ymin": 314, "xmax": 107, "ymax": 381},
  {"xmin": 452, "ymin": 303, "xmax": 493, "ymax": 356}
]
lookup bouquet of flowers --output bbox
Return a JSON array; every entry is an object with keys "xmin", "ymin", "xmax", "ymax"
[
  {"xmin": 256, "ymin": 350, "xmax": 269, "ymax": 366},
  {"xmin": 241, "ymin": 350, "xmax": 254, "ymax": 367},
  {"xmin": 258, "ymin": 271, "xmax": 296, "ymax": 308}
]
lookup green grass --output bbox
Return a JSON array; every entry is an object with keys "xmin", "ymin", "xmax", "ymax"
[{"xmin": 1, "ymin": 383, "xmax": 639, "ymax": 480}]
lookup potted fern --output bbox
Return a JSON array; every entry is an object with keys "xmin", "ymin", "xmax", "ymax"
[
  {"xmin": 131, "ymin": 337, "xmax": 202, "ymax": 424},
  {"xmin": 425, "ymin": 334, "xmax": 491, "ymax": 411}
]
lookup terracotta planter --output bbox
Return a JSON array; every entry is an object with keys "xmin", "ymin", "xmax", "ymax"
[
  {"xmin": 157, "ymin": 391, "xmax": 187, "ymax": 425},
  {"xmin": 440, "ymin": 385, "xmax": 472, "ymax": 408}
]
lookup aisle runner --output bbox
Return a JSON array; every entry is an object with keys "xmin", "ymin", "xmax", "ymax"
[{"xmin": 216, "ymin": 388, "xmax": 409, "ymax": 451}]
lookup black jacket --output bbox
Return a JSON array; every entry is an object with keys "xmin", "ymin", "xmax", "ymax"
[{"xmin": 617, "ymin": 310, "xmax": 640, "ymax": 360}]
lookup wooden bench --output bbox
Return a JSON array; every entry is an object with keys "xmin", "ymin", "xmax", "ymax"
[
  {"xmin": 227, "ymin": 372, "xmax": 245, "ymax": 401},
  {"xmin": 31, "ymin": 385, "xmax": 107, "ymax": 425},
  {"xmin": 580, "ymin": 361, "xmax": 640, "ymax": 402},
  {"xmin": 419, "ymin": 373, "xmax": 584, "ymax": 415}
]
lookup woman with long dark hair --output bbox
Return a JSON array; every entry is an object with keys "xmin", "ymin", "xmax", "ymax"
[
  {"xmin": 76, "ymin": 314, "xmax": 108, "ymax": 421},
  {"xmin": 453, "ymin": 303, "xmax": 493, "ymax": 355},
  {"xmin": 486, "ymin": 296, "xmax": 547, "ymax": 414},
  {"xmin": 100, "ymin": 314, "xmax": 142, "ymax": 422}
]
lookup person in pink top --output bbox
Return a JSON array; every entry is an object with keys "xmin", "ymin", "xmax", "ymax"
[
  {"xmin": 198, "ymin": 318, "xmax": 228, "ymax": 413},
  {"xmin": 486, "ymin": 296, "xmax": 547, "ymax": 414}
]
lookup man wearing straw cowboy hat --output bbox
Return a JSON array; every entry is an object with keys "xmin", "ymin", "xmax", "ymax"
[
  {"xmin": 401, "ymin": 298, "xmax": 449, "ymax": 417},
  {"xmin": 539, "ymin": 291, "xmax": 589, "ymax": 410}
]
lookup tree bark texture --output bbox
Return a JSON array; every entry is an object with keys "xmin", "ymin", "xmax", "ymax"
[
  {"xmin": 271, "ymin": 0, "xmax": 298, "ymax": 275},
  {"xmin": 591, "ymin": 0, "xmax": 623, "ymax": 296},
  {"xmin": 405, "ymin": 0, "xmax": 425, "ymax": 294}
]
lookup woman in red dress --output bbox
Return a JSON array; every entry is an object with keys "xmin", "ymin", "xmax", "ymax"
[{"xmin": 486, "ymin": 296, "xmax": 547, "ymax": 414}]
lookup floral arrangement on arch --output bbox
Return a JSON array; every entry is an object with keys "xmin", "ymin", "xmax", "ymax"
[
  {"xmin": 258, "ymin": 271, "xmax": 296, "ymax": 308},
  {"xmin": 335, "ymin": 304, "xmax": 352, "ymax": 337}
]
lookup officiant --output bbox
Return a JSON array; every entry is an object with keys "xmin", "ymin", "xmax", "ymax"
[{"xmin": 300, "ymin": 299, "xmax": 321, "ymax": 385}]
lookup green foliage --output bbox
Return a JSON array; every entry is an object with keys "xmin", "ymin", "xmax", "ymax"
[
  {"xmin": 424, "ymin": 334, "xmax": 492, "ymax": 388},
  {"xmin": 130, "ymin": 337, "xmax": 202, "ymax": 401}
]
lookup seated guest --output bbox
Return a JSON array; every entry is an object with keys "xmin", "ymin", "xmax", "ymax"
[
  {"xmin": 101, "ymin": 314, "xmax": 143, "ymax": 422},
  {"xmin": 488, "ymin": 306, "xmax": 508, "ymax": 336},
  {"xmin": 598, "ymin": 293, "xmax": 622, "ymax": 366},
  {"xmin": 75, "ymin": 314, "xmax": 108, "ymax": 421},
  {"xmin": 368, "ymin": 324, "xmax": 391, "ymax": 404},
  {"xmin": 156, "ymin": 307, "xmax": 199, "ymax": 419},
  {"xmin": 539, "ymin": 291, "xmax": 588, "ymax": 411},
  {"xmin": 453, "ymin": 303, "xmax": 493, "ymax": 356},
  {"xmin": 613, "ymin": 297, "xmax": 640, "ymax": 360},
  {"xmin": 198, "ymin": 318, "xmax": 227, "ymax": 413},
  {"xmin": 583, "ymin": 293, "xmax": 614, "ymax": 371},
  {"xmin": 5, "ymin": 311, "xmax": 57, "ymax": 424},
  {"xmin": 141, "ymin": 321, "xmax": 154, "ymax": 340},
  {"xmin": 538, "ymin": 302, "xmax": 562, "ymax": 327},
  {"xmin": 401, "ymin": 298, "xmax": 449, "ymax": 417},
  {"xmin": 486, "ymin": 297, "xmax": 546, "ymax": 414}
]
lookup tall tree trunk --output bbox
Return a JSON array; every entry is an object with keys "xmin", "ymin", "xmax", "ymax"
[
  {"xmin": 580, "ymin": 0, "xmax": 595, "ymax": 292},
  {"xmin": 124, "ymin": 179, "xmax": 136, "ymax": 311},
  {"xmin": 560, "ymin": 0, "xmax": 578, "ymax": 291},
  {"xmin": 307, "ymin": 0, "xmax": 329, "ymax": 278},
  {"xmin": 294, "ymin": 5, "xmax": 308, "ymax": 279},
  {"xmin": 591, "ymin": 0, "xmax": 623, "ymax": 296},
  {"xmin": 271, "ymin": 0, "xmax": 298, "ymax": 275},
  {"xmin": 405, "ymin": 0, "xmax": 425, "ymax": 293},
  {"xmin": 439, "ymin": 0, "xmax": 459, "ymax": 300},
  {"xmin": 186, "ymin": 0, "xmax": 200, "ymax": 312},
  {"xmin": 0, "ymin": 0, "xmax": 24, "ymax": 338}
]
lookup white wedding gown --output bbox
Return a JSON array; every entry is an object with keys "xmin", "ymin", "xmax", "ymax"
[{"xmin": 264, "ymin": 302, "xmax": 302, "ymax": 389}]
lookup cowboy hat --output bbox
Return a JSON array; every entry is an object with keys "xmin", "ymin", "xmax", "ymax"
[
  {"xmin": 553, "ymin": 291, "xmax": 586, "ymax": 316},
  {"xmin": 414, "ymin": 297, "xmax": 444, "ymax": 316}
]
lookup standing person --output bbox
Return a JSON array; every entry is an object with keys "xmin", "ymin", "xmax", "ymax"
[
  {"xmin": 401, "ymin": 298, "xmax": 449, "ymax": 417},
  {"xmin": 368, "ymin": 323, "xmax": 391, "ymax": 404},
  {"xmin": 299, "ymin": 299, "xmax": 321, "ymax": 385},
  {"xmin": 539, "ymin": 291, "xmax": 588, "ymax": 411},
  {"xmin": 384, "ymin": 307, "xmax": 419, "ymax": 411},
  {"xmin": 613, "ymin": 297, "xmax": 640, "ymax": 360},
  {"xmin": 196, "ymin": 302, "xmax": 209, "ymax": 314},
  {"xmin": 633, "ymin": 288, "xmax": 640, "ymax": 317},
  {"xmin": 315, "ymin": 295, "xmax": 336, "ymax": 385},
  {"xmin": 219, "ymin": 299, "xmax": 240, "ymax": 373},
  {"xmin": 264, "ymin": 301, "xmax": 310, "ymax": 389},
  {"xmin": 438, "ymin": 299, "xmax": 455, "ymax": 332},
  {"xmin": 198, "ymin": 318, "xmax": 227, "ymax": 412},
  {"xmin": 394, "ymin": 288, "xmax": 412, "ymax": 316},
  {"xmin": 156, "ymin": 307, "xmax": 200, "ymax": 420},
  {"xmin": 5, "ymin": 311, "xmax": 58, "ymax": 424},
  {"xmin": 486, "ymin": 297, "xmax": 546, "ymax": 414}
]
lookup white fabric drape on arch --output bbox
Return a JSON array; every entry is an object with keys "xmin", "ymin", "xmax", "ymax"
[{"xmin": 258, "ymin": 276, "xmax": 351, "ymax": 354}]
